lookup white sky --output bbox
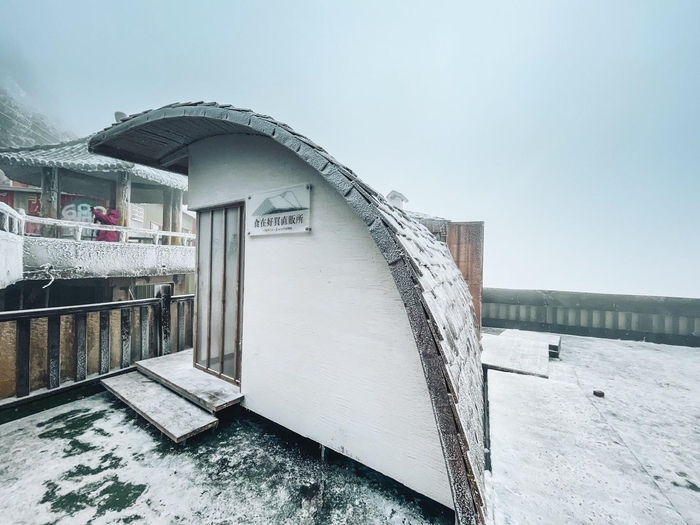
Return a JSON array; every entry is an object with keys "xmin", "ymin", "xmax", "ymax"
[{"xmin": 1, "ymin": 0, "xmax": 698, "ymax": 298}]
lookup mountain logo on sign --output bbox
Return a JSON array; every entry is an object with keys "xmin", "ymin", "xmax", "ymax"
[{"xmin": 253, "ymin": 190, "xmax": 307, "ymax": 216}]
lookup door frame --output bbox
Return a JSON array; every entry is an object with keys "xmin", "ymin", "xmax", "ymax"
[{"xmin": 193, "ymin": 201, "xmax": 246, "ymax": 386}]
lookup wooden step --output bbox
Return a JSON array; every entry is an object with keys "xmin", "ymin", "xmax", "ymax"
[
  {"xmin": 136, "ymin": 349, "xmax": 243, "ymax": 414},
  {"xmin": 102, "ymin": 372, "xmax": 218, "ymax": 443}
]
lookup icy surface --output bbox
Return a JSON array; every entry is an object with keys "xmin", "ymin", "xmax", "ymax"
[
  {"xmin": 377, "ymin": 198, "xmax": 485, "ymax": 504},
  {"xmin": 0, "ymin": 393, "xmax": 453, "ymax": 524},
  {"xmin": 23, "ymin": 238, "xmax": 195, "ymax": 280},
  {"xmin": 498, "ymin": 329, "xmax": 560, "ymax": 350},
  {"xmin": 0, "ymin": 229, "xmax": 23, "ymax": 289},
  {"xmin": 488, "ymin": 335, "xmax": 700, "ymax": 525},
  {"xmin": 481, "ymin": 334, "xmax": 549, "ymax": 378}
]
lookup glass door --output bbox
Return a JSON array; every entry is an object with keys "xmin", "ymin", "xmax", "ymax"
[{"xmin": 195, "ymin": 204, "xmax": 243, "ymax": 384}]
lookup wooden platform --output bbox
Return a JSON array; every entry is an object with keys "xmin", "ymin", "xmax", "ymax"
[
  {"xmin": 500, "ymin": 329, "xmax": 562, "ymax": 358},
  {"xmin": 102, "ymin": 372, "xmax": 218, "ymax": 443},
  {"xmin": 481, "ymin": 333, "xmax": 550, "ymax": 378},
  {"xmin": 136, "ymin": 349, "xmax": 243, "ymax": 414}
]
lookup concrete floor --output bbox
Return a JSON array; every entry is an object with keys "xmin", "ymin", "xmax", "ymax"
[
  {"xmin": 0, "ymin": 393, "xmax": 453, "ymax": 525},
  {"xmin": 486, "ymin": 333, "xmax": 700, "ymax": 525}
]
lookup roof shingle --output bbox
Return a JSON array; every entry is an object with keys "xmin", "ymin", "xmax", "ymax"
[{"xmin": 0, "ymin": 137, "xmax": 188, "ymax": 190}]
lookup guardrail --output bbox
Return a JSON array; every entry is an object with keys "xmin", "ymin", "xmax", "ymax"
[
  {"xmin": 0, "ymin": 291, "xmax": 195, "ymax": 405},
  {"xmin": 20, "ymin": 213, "xmax": 196, "ymax": 245},
  {"xmin": 482, "ymin": 288, "xmax": 700, "ymax": 348},
  {"xmin": 0, "ymin": 202, "xmax": 22, "ymax": 235}
]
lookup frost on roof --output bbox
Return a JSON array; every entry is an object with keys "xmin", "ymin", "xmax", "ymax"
[
  {"xmin": 378, "ymin": 198, "xmax": 486, "ymax": 501},
  {"xmin": 0, "ymin": 137, "xmax": 188, "ymax": 190},
  {"xmin": 405, "ymin": 209, "xmax": 450, "ymax": 222}
]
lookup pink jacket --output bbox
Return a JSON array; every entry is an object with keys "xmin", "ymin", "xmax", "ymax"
[{"xmin": 92, "ymin": 209, "xmax": 120, "ymax": 242}]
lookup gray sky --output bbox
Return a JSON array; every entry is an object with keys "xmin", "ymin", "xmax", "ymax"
[{"xmin": 1, "ymin": 0, "xmax": 698, "ymax": 298}]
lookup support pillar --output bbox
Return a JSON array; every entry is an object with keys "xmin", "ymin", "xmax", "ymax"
[
  {"xmin": 116, "ymin": 171, "xmax": 131, "ymax": 228},
  {"xmin": 162, "ymin": 188, "xmax": 173, "ymax": 245},
  {"xmin": 40, "ymin": 167, "xmax": 60, "ymax": 237},
  {"xmin": 171, "ymin": 189, "xmax": 183, "ymax": 245}
]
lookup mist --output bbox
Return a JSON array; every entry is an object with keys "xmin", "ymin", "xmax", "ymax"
[{"xmin": 1, "ymin": 0, "xmax": 698, "ymax": 297}]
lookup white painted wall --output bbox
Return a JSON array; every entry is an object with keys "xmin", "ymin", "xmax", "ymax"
[
  {"xmin": 189, "ymin": 135, "xmax": 453, "ymax": 509},
  {"xmin": 0, "ymin": 230, "xmax": 23, "ymax": 289}
]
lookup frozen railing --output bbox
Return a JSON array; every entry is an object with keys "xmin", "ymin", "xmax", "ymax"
[
  {"xmin": 0, "ymin": 202, "xmax": 23, "ymax": 235},
  {"xmin": 0, "ymin": 289, "xmax": 195, "ymax": 403},
  {"xmin": 18, "ymin": 212, "xmax": 196, "ymax": 246}
]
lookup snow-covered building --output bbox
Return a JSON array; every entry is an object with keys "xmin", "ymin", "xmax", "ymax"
[
  {"xmin": 0, "ymin": 137, "xmax": 196, "ymax": 307},
  {"xmin": 89, "ymin": 102, "xmax": 485, "ymax": 524}
]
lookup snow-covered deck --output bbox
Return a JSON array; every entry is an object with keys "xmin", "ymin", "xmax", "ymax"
[
  {"xmin": 0, "ymin": 393, "xmax": 453, "ymax": 524},
  {"xmin": 485, "ymin": 331, "xmax": 700, "ymax": 525}
]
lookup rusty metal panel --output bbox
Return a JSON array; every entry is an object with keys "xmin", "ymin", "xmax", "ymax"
[{"xmin": 447, "ymin": 222, "xmax": 484, "ymax": 335}]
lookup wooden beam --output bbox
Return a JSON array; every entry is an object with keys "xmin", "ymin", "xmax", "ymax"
[
  {"xmin": 116, "ymin": 171, "xmax": 131, "ymax": 228},
  {"xmin": 60, "ymin": 170, "xmax": 112, "ymax": 198},
  {"xmin": 158, "ymin": 145, "xmax": 189, "ymax": 168},
  {"xmin": 171, "ymin": 189, "xmax": 183, "ymax": 245},
  {"xmin": 132, "ymin": 184, "xmax": 168, "ymax": 204},
  {"xmin": 162, "ymin": 188, "xmax": 173, "ymax": 244},
  {"xmin": 40, "ymin": 167, "xmax": 59, "ymax": 237}
]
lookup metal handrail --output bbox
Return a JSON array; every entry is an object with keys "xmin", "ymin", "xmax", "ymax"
[{"xmin": 0, "ymin": 297, "xmax": 161, "ymax": 322}]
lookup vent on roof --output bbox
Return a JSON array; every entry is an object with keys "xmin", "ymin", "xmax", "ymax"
[
  {"xmin": 387, "ymin": 190, "xmax": 408, "ymax": 210},
  {"xmin": 114, "ymin": 111, "xmax": 127, "ymax": 123}
]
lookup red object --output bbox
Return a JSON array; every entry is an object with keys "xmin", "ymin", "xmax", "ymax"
[
  {"xmin": 92, "ymin": 209, "xmax": 120, "ymax": 242},
  {"xmin": 27, "ymin": 193, "xmax": 41, "ymax": 216},
  {"xmin": 0, "ymin": 191, "xmax": 13, "ymax": 207}
]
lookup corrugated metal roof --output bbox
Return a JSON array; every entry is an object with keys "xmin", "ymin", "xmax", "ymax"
[
  {"xmin": 89, "ymin": 102, "xmax": 485, "ymax": 524},
  {"xmin": 0, "ymin": 137, "xmax": 188, "ymax": 190}
]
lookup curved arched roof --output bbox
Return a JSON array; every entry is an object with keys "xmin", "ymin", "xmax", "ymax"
[{"xmin": 89, "ymin": 102, "xmax": 485, "ymax": 524}]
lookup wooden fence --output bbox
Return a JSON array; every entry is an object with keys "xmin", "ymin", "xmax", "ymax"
[{"xmin": 0, "ymin": 291, "xmax": 194, "ymax": 405}]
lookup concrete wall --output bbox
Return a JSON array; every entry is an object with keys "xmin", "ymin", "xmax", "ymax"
[
  {"xmin": 189, "ymin": 135, "xmax": 453, "ymax": 508},
  {"xmin": 23, "ymin": 238, "xmax": 195, "ymax": 280},
  {"xmin": 483, "ymin": 288, "xmax": 700, "ymax": 347},
  {"xmin": 0, "ymin": 230, "xmax": 23, "ymax": 289}
]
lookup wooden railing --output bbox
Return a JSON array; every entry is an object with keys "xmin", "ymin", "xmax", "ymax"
[
  {"xmin": 19, "ymin": 213, "xmax": 196, "ymax": 245},
  {"xmin": 0, "ymin": 291, "xmax": 195, "ymax": 403}
]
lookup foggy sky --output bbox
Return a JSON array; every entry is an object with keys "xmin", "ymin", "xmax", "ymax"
[{"xmin": 1, "ymin": 0, "xmax": 698, "ymax": 298}]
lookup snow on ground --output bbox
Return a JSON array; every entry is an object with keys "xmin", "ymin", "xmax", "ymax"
[
  {"xmin": 0, "ymin": 393, "xmax": 452, "ymax": 525},
  {"xmin": 487, "ymin": 333, "xmax": 700, "ymax": 525}
]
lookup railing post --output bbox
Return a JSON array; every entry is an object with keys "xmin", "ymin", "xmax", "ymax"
[
  {"xmin": 75, "ymin": 312, "xmax": 87, "ymax": 382},
  {"xmin": 177, "ymin": 300, "xmax": 185, "ymax": 352},
  {"xmin": 16, "ymin": 319, "xmax": 30, "ymax": 398},
  {"xmin": 47, "ymin": 315, "xmax": 60, "ymax": 389},
  {"xmin": 120, "ymin": 308, "xmax": 131, "ymax": 368},
  {"xmin": 140, "ymin": 306, "xmax": 149, "ymax": 361},
  {"xmin": 160, "ymin": 286, "xmax": 172, "ymax": 355},
  {"xmin": 73, "ymin": 225, "xmax": 83, "ymax": 241},
  {"xmin": 99, "ymin": 311, "xmax": 110, "ymax": 374}
]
